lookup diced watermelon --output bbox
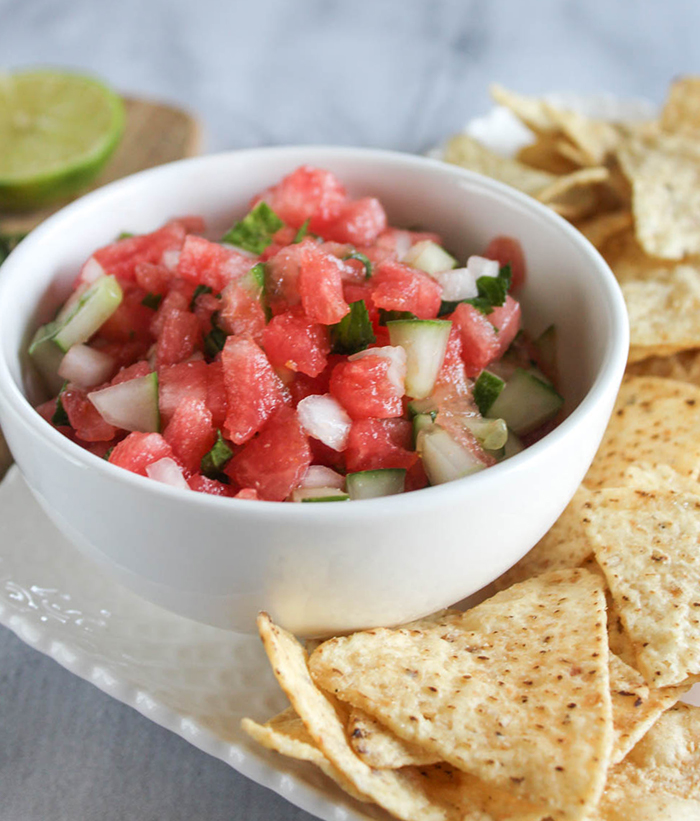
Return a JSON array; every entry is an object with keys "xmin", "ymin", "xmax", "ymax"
[
  {"xmin": 218, "ymin": 279, "xmax": 266, "ymax": 342},
  {"xmin": 451, "ymin": 295, "xmax": 521, "ymax": 377},
  {"xmin": 433, "ymin": 324, "xmax": 469, "ymax": 396},
  {"xmin": 483, "ymin": 235, "xmax": 526, "ymax": 291},
  {"xmin": 252, "ymin": 166, "xmax": 347, "ymax": 232},
  {"xmin": 90, "ymin": 337, "xmax": 151, "ymax": 369},
  {"xmin": 234, "ymin": 488, "xmax": 260, "ymax": 500},
  {"xmin": 322, "ymin": 197, "xmax": 387, "ymax": 246},
  {"xmin": 297, "ymin": 245, "xmax": 350, "ymax": 325},
  {"xmin": 91, "ymin": 220, "xmax": 191, "ymax": 281},
  {"xmin": 108, "ymin": 432, "xmax": 175, "ymax": 476},
  {"xmin": 226, "ymin": 406, "xmax": 311, "ymax": 501},
  {"xmin": 264, "ymin": 241, "xmax": 308, "ymax": 311},
  {"xmin": 330, "ymin": 356, "xmax": 404, "ymax": 419},
  {"xmin": 188, "ymin": 474, "xmax": 235, "ymax": 497},
  {"xmin": 405, "ymin": 459, "xmax": 429, "ymax": 492},
  {"xmin": 150, "ymin": 286, "xmax": 191, "ymax": 337},
  {"xmin": 134, "ymin": 262, "xmax": 172, "ymax": 295},
  {"xmin": 62, "ymin": 387, "xmax": 118, "ymax": 441},
  {"xmin": 193, "ymin": 291, "xmax": 223, "ymax": 336},
  {"xmin": 159, "ymin": 360, "xmax": 209, "ymax": 427},
  {"xmin": 155, "ymin": 309, "xmax": 202, "ymax": 368},
  {"xmin": 344, "ymin": 418, "xmax": 417, "ymax": 473},
  {"xmin": 262, "ymin": 307, "xmax": 330, "ymax": 378},
  {"xmin": 342, "ymin": 283, "xmax": 379, "ymax": 326},
  {"xmin": 164, "ymin": 397, "xmax": 216, "ymax": 473},
  {"xmin": 371, "ymin": 260, "xmax": 442, "ymax": 319},
  {"xmin": 110, "ymin": 360, "xmax": 153, "ymax": 386},
  {"xmin": 221, "ymin": 336, "xmax": 289, "ymax": 444},
  {"xmin": 98, "ymin": 286, "xmax": 154, "ymax": 344},
  {"xmin": 206, "ymin": 361, "xmax": 228, "ymax": 428},
  {"xmin": 178, "ymin": 235, "xmax": 255, "ymax": 292}
]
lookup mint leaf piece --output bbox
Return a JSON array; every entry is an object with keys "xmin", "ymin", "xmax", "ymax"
[
  {"xmin": 189, "ymin": 284, "xmax": 213, "ymax": 310},
  {"xmin": 330, "ymin": 300, "xmax": 376, "ymax": 355},
  {"xmin": 222, "ymin": 202, "xmax": 284, "ymax": 255},
  {"xmin": 141, "ymin": 292, "xmax": 163, "ymax": 310},
  {"xmin": 201, "ymin": 430, "xmax": 234, "ymax": 480},
  {"xmin": 343, "ymin": 251, "xmax": 373, "ymax": 279}
]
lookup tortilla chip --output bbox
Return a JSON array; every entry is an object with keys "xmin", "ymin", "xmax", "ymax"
[
  {"xmin": 516, "ymin": 135, "xmax": 581, "ymax": 175},
  {"xmin": 493, "ymin": 486, "xmax": 593, "ymax": 589},
  {"xmin": 536, "ymin": 165, "xmax": 609, "ymax": 203},
  {"xmin": 347, "ymin": 707, "xmax": 439, "ymax": 769},
  {"xmin": 544, "ymin": 104, "xmax": 621, "ymax": 166},
  {"xmin": 555, "ymin": 138, "xmax": 591, "ymax": 168},
  {"xmin": 661, "ymin": 76, "xmax": 700, "ymax": 134},
  {"xmin": 489, "ymin": 83, "xmax": 557, "ymax": 134},
  {"xmin": 574, "ymin": 210, "xmax": 633, "ymax": 250},
  {"xmin": 583, "ymin": 376, "xmax": 700, "ymax": 490},
  {"xmin": 626, "ymin": 348, "xmax": 700, "ymax": 386},
  {"xmin": 310, "ymin": 569, "xmax": 612, "ymax": 821},
  {"xmin": 590, "ymin": 704, "xmax": 700, "ymax": 820},
  {"xmin": 584, "ymin": 488, "xmax": 700, "ymax": 687},
  {"xmin": 617, "ymin": 462, "xmax": 700, "ymax": 494},
  {"xmin": 617, "ymin": 135, "xmax": 700, "ymax": 259},
  {"xmin": 241, "ymin": 707, "xmax": 368, "ymax": 802}
]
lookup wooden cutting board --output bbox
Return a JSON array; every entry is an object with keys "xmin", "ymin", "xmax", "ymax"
[{"xmin": 0, "ymin": 96, "xmax": 202, "ymax": 477}]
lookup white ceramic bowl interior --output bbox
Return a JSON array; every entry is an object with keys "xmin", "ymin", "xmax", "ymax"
[{"xmin": 0, "ymin": 147, "xmax": 628, "ymax": 635}]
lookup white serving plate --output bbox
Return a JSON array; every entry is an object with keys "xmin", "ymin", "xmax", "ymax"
[{"xmin": 0, "ymin": 95, "xmax": 693, "ymax": 820}]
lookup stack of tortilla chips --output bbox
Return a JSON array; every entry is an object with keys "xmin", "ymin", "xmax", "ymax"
[{"xmin": 242, "ymin": 81, "xmax": 700, "ymax": 819}]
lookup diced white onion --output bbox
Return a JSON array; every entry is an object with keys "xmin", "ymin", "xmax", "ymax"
[
  {"xmin": 297, "ymin": 394, "xmax": 352, "ymax": 452},
  {"xmin": 393, "ymin": 231, "xmax": 414, "ymax": 259},
  {"xmin": 434, "ymin": 268, "xmax": 479, "ymax": 301},
  {"xmin": 146, "ymin": 457, "xmax": 189, "ymax": 489},
  {"xmin": 58, "ymin": 344, "xmax": 116, "ymax": 388},
  {"xmin": 78, "ymin": 256, "xmax": 106, "ymax": 286},
  {"xmin": 349, "ymin": 346, "xmax": 407, "ymax": 394},
  {"xmin": 301, "ymin": 465, "xmax": 345, "ymax": 490},
  {"xmin": 467, "ymin": 255, "xmax": 499, "ymax": 279},
  {"xmin": 88, "ymin": 374, "xmax": 159, "ymax": 432},
  {"xmin": 161, "ymin": 249, "xmax": 181, "ymax": 271}
]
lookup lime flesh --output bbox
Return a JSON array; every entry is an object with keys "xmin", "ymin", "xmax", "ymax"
[{"xmin": 0, "ymin": 69, "xmax": 125, "ymax": 209}]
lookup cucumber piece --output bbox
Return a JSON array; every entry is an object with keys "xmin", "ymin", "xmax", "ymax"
[
  {"xmin": 292, "ymin": 487, "xmax": 350, "ymax": 502},
  {"xmin": 504, "ymin": 429, "xmax": 525, "ymax": 459},
  {"xmin": 473, "ymin": 370, "xmax": 505, "ymax": 416},
  {"xmin": 346, "ymin": 468, "xmax": 406, "ymax": 500},
  {"xmin": 402, "ymin": 240, "xmax": 457, "ymax": 275},
  {"xmin": 534, "ymin": 324, "xmax": 557, "ymax": 380},
  {"xmin": 241, "ymin": 262, "xmax": 265, "ymax": 297},
  {"xmin": 462, "ymin": 416, "xmax": 508, "ymax": 451},
  {"xmin": 53, "ymin": 275, "xmax": 123, "ymax": 352},
  {"xmin": 412, "ymin": 412, "xmax": 436, "ymax": 448},
  {"xmin": 417, "ymin": 426, "xmax": 486, "ymax": 485},
  {"xmin": 28, "ymin": 320, "xmax": 65, "ymax": 394},
  {"xmin": 387, "ymin": 319, "xmax": 451, "ymax": 399},
  {"xmin": 407, "ymin": 396, "xmax": 438, "ymax": 417},
  {"xmin": 88, "ymin": 372, "xmax": 159, "ymax": 432},
  {"xmin": 487, "ymin": 368, "xmax": 564, "ymax": 436}
]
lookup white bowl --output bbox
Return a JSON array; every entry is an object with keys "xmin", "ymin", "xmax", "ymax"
[{"xmin": 0, "ymin": 147, "xmax": 628, "ymax": 636}]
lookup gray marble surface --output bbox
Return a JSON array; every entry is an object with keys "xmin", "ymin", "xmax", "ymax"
[{"xmin": 2, "ymin": 0, "xmax": 700, "ymax": 818}]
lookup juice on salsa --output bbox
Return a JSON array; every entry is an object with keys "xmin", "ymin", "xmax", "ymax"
[{"xmin": 30, "ymin": 166, "xmax": 563, "ymax": 501}]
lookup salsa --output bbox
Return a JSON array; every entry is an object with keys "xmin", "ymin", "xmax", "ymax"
[{"xmin": 30, "ymin": 165, "xmax": 563, "ymax": 501}]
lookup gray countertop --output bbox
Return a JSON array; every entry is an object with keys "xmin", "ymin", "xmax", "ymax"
[{"xmin": 2, "ymin": 0, "xmax": 699, "ymax": 818}]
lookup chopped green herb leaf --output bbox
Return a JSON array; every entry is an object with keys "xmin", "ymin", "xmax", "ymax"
[
  {"xmin": 474, "ymin": 370, "xmax": 505, "ymax": 416},
  {"xmin": 330, "ymin": 300, "xmax": 376, "ymax": 355},
  {"xmin": 204, "ymin": 312, "xmax": 229, "ymax": 359},
  {"xmin": 247, "ymin": 262, "xmax": 266, "ymax": 292},
  {"xmin": 378, "ymin": 309, "xmax": 417, "ymax": 326},
  {"xmin": 201, "ymin": 430, "xmax": 234, "ymax": 480},
  {"xmin": 0, "ymin": 231, "xmax": 26, "ymax": 265},
  {"xmin": 465, "ymin": 263, "xmax": 512, "ymax": 316},
  {"xmin": 343, "ymin": 251, "xmax": 373, "ymax": 279},
  {"xmin": 141, "ymin": 292, "xmax": 163, "ymax": 310},
  {"xmin": 293, "ymin": 219, "xmax": 311, "ymax": 243},
  {"xmin": 221, "ymin": 202, "xmax": 284, "ymax": 255},
  {"xmin": 438, "ymin": 300, "xmax": 460, "ymax": 317},
  {"xmin": 189, "ymin": 284, "xmax": 213, "ymax": 310},
  {"xmin": 117, "ymin": 231, "xmax": 134, "ymax": 240},
  {"xmin": 52, "ymin": 383, "xmax": 70, "ymax": 427},
  {"xmin": 104, "ymin": 447, "xmax": 114, "ymax": 461}
]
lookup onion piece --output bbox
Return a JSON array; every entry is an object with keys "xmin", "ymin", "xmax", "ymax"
[
  {"xmin": 301, "ymin": 465, "xmax": 345, "ymax": 490},
  {"xmin": 433, "ymin": 268, "xmax": 479, "ymax": 301},
  {"xmin": 467, "ymin": 255, "xmax": 499, "ymax": 279},
  {"xmin": 58, "ymin": 344, "xmax": 116, "ymax": 388},
  {"xmin": 297, "ymin": 394, "xmax": 352, "ymax": 452},
  {"xmin": 161, "ymin": 249, "xmax": 181, "ymax": 271},
  {"xmin": 146, "ymin": 457, "xmax": 189, "ymax": 489},
  {"xmin": 77, "ymin": 256, "xmax": 106, "ymax": 286}
]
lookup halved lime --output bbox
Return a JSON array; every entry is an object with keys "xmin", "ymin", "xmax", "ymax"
[{"xmin": 0, "ymin": 69, "xmax": 125, "ymax": 210}]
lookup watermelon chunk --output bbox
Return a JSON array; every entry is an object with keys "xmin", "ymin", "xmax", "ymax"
[
  {"xmin": 164, "ymin": 397, "xmax": 216, "ymax": 473},
  {"xmin": 451, "ymin": 295, "xmax": 521, "ymax": 377},
  {"xmin": 329, "ymin": 355, "xmax": 404, "ymax": 419},
  {"xmin": 344, "ymin": 418, "xmax": 417, "ymax": 473},
  {"xmin": 226, "ymin": 406, "xmax": 311, "ymax": 501},
  {"xmin": 221, "ymin": 336, "xmax": 289, "ymax": 444},
  {"xmin": 134, "ymin": 262, "xmax": 172, "ymax": 295},
  {"xmin": 158, "ymin": 359, "xmax": 209, "ymax": 427},
  {"xmin": 252, "ymin": 166, "xmax": 347, "ymax": 232},
  {"xmin": 297, "ymin": 245, "xmax": 350, "ymax": 325},
  {"xmin": 219, "ymin": 278, "xmax": 266, "ymax": 343},
  {"xmin": 323, "ymin": 197, "xmax": 387, "ymax": 246},
  {"xmin": 262, "ymin": 307, "xmax": 330, "ymax": 377},
  {"xmin": 178, "ymin": 235, "xmax": 255, "ymax": 292},
  {"xmin": 206, "ymin": 361, "xmax": 228, "ymax": 429},
  {"xmin": 483, "ymin": 235, "xmax": 526, "ymax": 291},
  {"xmin": 108, "ymin": 432, "xmax": 175, "ymax": 476},
  {"xmin": 62, "ymin": 387, "xmax": 118, "ymax": 442},
  {"xmin": 155, "ymin": 309, "xmax": 201, "ymax": 368},
  {"xmin": 371, "ymin": 260, "xmax": 442, "ymax": 319},
  {"xmin": 188, "ymin": 474, "xmax": 234, "ymax": 497},
  {"xmin": 98, "ymin": 287, "xmax": 154, "ymax": 345}
]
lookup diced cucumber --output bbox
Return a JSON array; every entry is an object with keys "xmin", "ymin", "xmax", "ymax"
[
  {"xmin": 473, "ymin": 370, "xmax": 505, "ymax": 416},
  {"xmin": 417, "ymin": 426, "xmax": 486, "ymax": 485},
  {"xmin": 462, "ymin": 416, "xmax": 508, "ymax": 451},
  {"xmin": 412, "ymin": 412, "xmax": 436, "ymax": 448},
  {"xmin": 28, "ymin": 320, "xmax": 65, "ymax": 394},
  {"xmin": 387, "ymin": 319, "xmax": 451, "ymax": 399},
  {"xmin": 292, "ymin": 487, "xmax": 350, "ymax": 502},
  {"xmin": 534, "ymin": 324, "xmax": 557, "ymax": 380},
  {"xmin": 503, "ymin": 429, "xmax": 525, "ymax": 459},
  {"xmin": 407, "ymin": 396, "xmax": 438, "ymax": 417},
  {"xmin": 52, "ymin": 276, "xmax": 123, "ymax": 353},
  {"xmin": 346, "ymin": 468, "xmax": 406, "ymax": 500},
  {"xmin": 240, "ymin": 262, "xmax": 265, "ymax": 298},
  {"xmin": 402, "ymin": 240, "xmax": 457, "ymax": 275},
  {"xmin": 88, "ymin": 372, "xmax": 160, "ymax": 432},
  {"xmin": 487, "ymin": 368, "xmax": 564, "ymax": 436}
]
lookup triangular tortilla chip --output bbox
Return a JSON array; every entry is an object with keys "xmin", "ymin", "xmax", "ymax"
[
  {"xmin": 589, "ymin": 704, "xmax": 700, "ymax": 820},
  {"xmin": 489, "ymin": 83, "xmax": 557, "ymax": 134},
  {"xmin": 516, "ymin": 135, "xmax": 581, "ymax": 175},
  {"xmin": 574, "ymin": 210, "xmax": 633, "ymax": 250},
  {"xmin": 661, "ymin": 76, "xmax": 700, "ymax": 134},
  {"xmin": 626, "ymin": 348, "xmax": 700, "ymax": 386},
  {"xmin": 584, "ymin": 376, "xmax": 700, "ymax": 489},
  {"xmin": 310, "ymin": 570, "xmax": 612, "ymax": 821},
  {"xmin": 348, "ymin": 707, "xmax": 439, "ymax": 769},
  {"xmin": 584, "ymin": 488, "xmax": 700, "ymax": 687}
]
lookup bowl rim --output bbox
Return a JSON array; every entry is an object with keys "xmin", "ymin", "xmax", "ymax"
[{"xmin": 0, "ymin": 144, "xmax": 629, "ymax": 518}]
